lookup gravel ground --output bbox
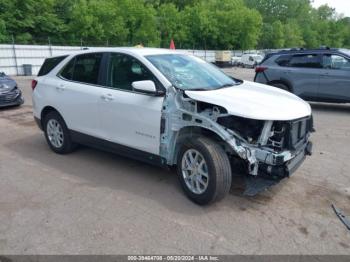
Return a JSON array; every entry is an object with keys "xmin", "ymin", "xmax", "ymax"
[{"xmin": 0, "ymin": 68, "xmax": 349, "ymax": 255}]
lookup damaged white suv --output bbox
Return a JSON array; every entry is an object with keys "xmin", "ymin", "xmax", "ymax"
[{"xmin": 32, "ymin": 48, "xmax": 313, "ymax": 205}]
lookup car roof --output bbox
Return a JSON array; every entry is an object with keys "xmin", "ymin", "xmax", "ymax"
[
  {"xmin": 261, "ymin": 47, "xmax": 350, "ymax": 64},
  {"xmin": 270, "ymin": 47, "xmax": 347, "ymax": 56},
  {"xmin": 60, "ymin": 47, "xmax": 179, "ymax": 58}
]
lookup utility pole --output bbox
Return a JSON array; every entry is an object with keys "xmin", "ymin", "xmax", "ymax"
[
  {"xmin": 48, "ymin": 37, "xmax": 53, "ymax": 56},
  {"xmin": 11, "ymin": 35, "xmax": 19, "ymax": 76}
]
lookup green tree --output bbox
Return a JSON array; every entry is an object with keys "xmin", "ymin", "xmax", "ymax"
[
  {"xmin": 284, "ymin": 20, "xmax": 304, "ymax": 47},
  {"xmin": 0, "ymin": 0, "xmax": 348, "ymax": 49},
  {"xmin": 67, "ymin": 0, "xmax": 128, "ymax": 45},
  {"xmin": 0, "ymin": 18, "xmax": 7, "ymax": 42},
  {"xmin": 245, "ymin": 0, "xmax": 311, "ymax": 23},
  {"xmin": 182, "ymin": 1, "xmax": 219, "ymax": 49},
  {"xmin": 146, "ymin": 0, "xmax": 200, "ymax": 10},
  {"xmin": 259, "ymin": 20, "xmax": 284, "ymax": 48},
  {"xmin": 183, "ymin": 0, "xmax": 262, "ymax": 50},
  {"xmin": 0, "ymin": 0, "xmax": 65, "ymax": 43},
  {"xmin": 339, "ymin": 17, "xmax": 350, "ymax": 48},
  {"xmin": 119, "ymin": 0, "xmax": 160, "ymax": 46},
  {"xmin": 157, "ymin": 3, "xmax": 187, "ymax": 48}
]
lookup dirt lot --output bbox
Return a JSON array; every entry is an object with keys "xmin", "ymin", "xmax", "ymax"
[{"xmin": 0, "ymin": 68, "xmax": 350, "ymax": 255}]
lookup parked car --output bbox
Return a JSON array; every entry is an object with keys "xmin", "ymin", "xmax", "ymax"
[
  {"xmin": 32, "ymin": 48, "xmax": 313, "ymax": 205},
  {"xmin": 240, "ymin": 54, "xmax": 263, "ymax": 68},
  {"xmin": 255, "ymin": 48, "xmax": 350, "ymax": 103},
  {"xmin": 231, "ymin": 56, "xmax": 241, "ymax": 67},
  {"xmin": 0, "ymin": 72, "xmax": 24, "ymax": 108}
]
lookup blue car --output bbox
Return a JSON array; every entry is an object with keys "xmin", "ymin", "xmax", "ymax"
[
  {"xmin": 0, "ymin": 72, "xmax": 24, "ymax": 108},
  {"xmin": 255, "ymin": 48, "xmax": 350, "ymax": 103}
]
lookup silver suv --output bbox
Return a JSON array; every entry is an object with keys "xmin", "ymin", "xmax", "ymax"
[{"xmin": 255, "ymin": 48, "xmax": 350, "ymax": 103}]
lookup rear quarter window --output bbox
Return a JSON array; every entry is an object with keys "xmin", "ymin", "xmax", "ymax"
[
  {"xmin": 38, "ymin": 56, "xmax": 68, "ymax": 76},
  {"xmin": 275, "ymin": 55, "xmax": 292, "ymax": 67}
]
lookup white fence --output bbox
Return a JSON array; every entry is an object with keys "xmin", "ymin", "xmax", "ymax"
[
  {"xmin": 0, "ymin": 44, "xmax": 83, "ymax": 75},
  {"xmin": 0, "ymin": 44, "xmax": 263, "ymax": 76}
]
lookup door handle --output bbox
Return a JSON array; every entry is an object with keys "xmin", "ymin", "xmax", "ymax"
[{"xmin": 101, "ymin": 94, "xmax": 114, "ymax": 101}]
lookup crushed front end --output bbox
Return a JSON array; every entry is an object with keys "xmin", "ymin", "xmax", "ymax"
[
  {"xmin": 218, "ymin": 115, "xmax": 314, "ymax": 195},
  {"xmin": 160, "ymin": 89, "xmax": 314, "ymax": 196}
]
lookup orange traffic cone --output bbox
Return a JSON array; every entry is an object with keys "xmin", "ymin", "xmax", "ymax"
[{"xmin": 170, "ymin": 39, "xmax": 176, "ymax": 50}]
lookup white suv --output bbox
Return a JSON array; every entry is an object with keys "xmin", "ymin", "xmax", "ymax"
[{"xmin": 32, "ymin": 48, "xmax": 313, "ymax": 205}]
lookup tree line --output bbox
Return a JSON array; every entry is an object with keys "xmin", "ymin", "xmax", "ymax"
[{"xmin": 0, "ymin": 0, "xmax": 349, "ymax": 50}]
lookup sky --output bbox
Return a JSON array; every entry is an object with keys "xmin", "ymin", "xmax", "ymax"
[{"xmin": 312, "ymin": 0, "xmax": 350, "ymax": 17}]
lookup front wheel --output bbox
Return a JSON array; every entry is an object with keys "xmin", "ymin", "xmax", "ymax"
[{"xmin": 177, "ymin": 137, "xmax": 232, "ymax": 205}]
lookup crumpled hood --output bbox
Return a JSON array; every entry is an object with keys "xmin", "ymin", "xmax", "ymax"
[
  {"xmin": 0, "ymin": 75, "xmax": 17, "ymax": 93},
  {"xmin": 185, "ymin": 81, "xmax": 312, "ymax": 121}
]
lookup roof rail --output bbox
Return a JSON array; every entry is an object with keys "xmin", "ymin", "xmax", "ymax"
[
  {"xmin": 290, "ymin": 47, "xmax": 305, "ymax": 51},
  {"xmin": 275, "ymin": 47, "xmax": 338, "ymax": 54}
]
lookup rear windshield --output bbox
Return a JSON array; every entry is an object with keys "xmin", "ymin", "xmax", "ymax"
[{"xmin": 38, "ymin": 56, "xmax": 68, "ymax": 76}]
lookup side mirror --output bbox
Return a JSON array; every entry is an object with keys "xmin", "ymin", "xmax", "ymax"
[{"xmin": 132, "ymin": 80, "xmax": 159, "ymax": 95}]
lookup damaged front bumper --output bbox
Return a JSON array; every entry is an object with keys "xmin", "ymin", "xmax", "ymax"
[
  {"xmin": 160, "ymin": 90, "xmax": 313, "ymax": 197},
  {"xmin": 0, "ymin": 88, "xmax": 24, "ymax": 108},
  {"xmin": 242, "ymin": 141, "xmax": 312, "ymax": 196}
]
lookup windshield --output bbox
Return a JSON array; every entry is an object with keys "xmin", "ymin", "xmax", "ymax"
[{"xmin": 146, "ymin": 54, "xmax": 237, "ymax": 90}]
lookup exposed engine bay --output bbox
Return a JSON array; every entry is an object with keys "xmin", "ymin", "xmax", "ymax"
[{"xmin": 160, "ymin": 87, "xmax": 314, "ymax": 194}]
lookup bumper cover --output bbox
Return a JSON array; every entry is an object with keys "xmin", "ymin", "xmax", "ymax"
[
  {"xmin": 0, "ymin": 89, "xmax": 24, "ymax": 108},
  {"xmin": 244, "ymin": 141, "xmax": 312, "ymax": 196}
]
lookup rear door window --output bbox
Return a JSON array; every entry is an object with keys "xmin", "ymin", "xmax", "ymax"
[
  {"xmin": 323, "ymin": 54, "xmax": 350, "ymax": 70},
  {"xmin": 60, "ymin": 58, "xmax": 75, "ymax": 80},
  {"xmin": 38, "ymin": 56, "xmax": 67, "ymax": 76},
  {"xmin": 289, "ymin": 54, "xmax": 322, "ymax": 68},
  {"xmin": 72, "ymin": 53, "xmax": 103, "ymax": 84},
  {"xmin": 60, "ymin": 53, "xmax": 103, "ymax": 85}
]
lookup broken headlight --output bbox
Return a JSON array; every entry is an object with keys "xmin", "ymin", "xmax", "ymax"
[{"xmin": 217, "ymin": 115, "xmax": 265, "ymax": 143}]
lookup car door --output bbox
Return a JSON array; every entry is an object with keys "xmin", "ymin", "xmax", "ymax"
[
  {"xmin": 282, "ymin": 54, "xmax": 321, "ymax": 99},
  {"xmin": 319, "ymin": 54, "xmax": 350, "ymax": 102},
  {"xmin": 52, "ymin": 52, "xmax": 105, "ymax": 137},
  {"xmin": 99, "ymin": 53, "xmax": 165, "ymax": 155}
]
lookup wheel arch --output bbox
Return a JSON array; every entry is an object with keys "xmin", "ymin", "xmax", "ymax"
[
  {"xmin": 40, "ymin": 106, "xmax": 64, "ymax": 129},
  {"xmin": 171, "ymin": 125, "xmax": 231, "ymax": 166},
  {"xmin": 268, "ymin": 79, "xmax": 294, "ymax": 93}
]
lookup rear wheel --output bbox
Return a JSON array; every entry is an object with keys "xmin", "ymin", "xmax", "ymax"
[
  {"xmin": 43, "ymin": 111, "xmax": 76, "ymax": 154},
  {"xmin": 177, "ymin": 137, "xmax": 232, "ymax": 205}
]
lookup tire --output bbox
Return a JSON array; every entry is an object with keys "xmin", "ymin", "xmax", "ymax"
[
  {"xmin": 43, "ymin": 111, "xmax": 76, "ymax": 154},
  {"xmin": 271, "ymin": 82, "xmax": 290, "ymax": 92},
  {"xmin": 177, "ymin": 136, "xmax": 232, "ymax": 205}
]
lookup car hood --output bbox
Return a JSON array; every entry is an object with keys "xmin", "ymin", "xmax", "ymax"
[
  {"xmin": 0, "ymin": 76, "xmax": 17, "ymax": 93},
  {"xmin": 185, "ymin": 81, "xmax": 311, "ymax": 121}
]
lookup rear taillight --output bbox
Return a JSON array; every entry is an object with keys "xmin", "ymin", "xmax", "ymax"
[
  {"xmin": 31, "ymin": 80, "xmax": 38, "ymax": 90},
  {"xmin": 255, "ymin": 66, "xmax": 268, "ymax": 73}
]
